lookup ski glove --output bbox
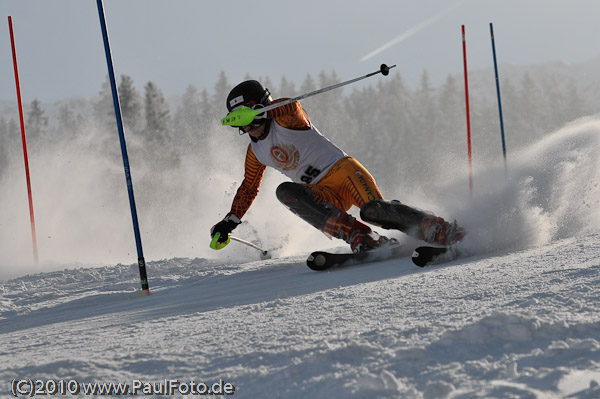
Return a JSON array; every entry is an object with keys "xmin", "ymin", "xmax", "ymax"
[{"xmin": 210, "ymin": 213, "xmax": 241, "ymax": 244}]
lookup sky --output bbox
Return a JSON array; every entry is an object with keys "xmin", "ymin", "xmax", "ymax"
[{"xmin": 1, "ymin": 0, "xmax": 600, "ymax": 103}]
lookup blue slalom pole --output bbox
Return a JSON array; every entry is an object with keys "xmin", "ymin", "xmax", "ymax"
[
  {"xmin": 97, "ymin": 0, "xmax": 149, "ymax": 294},
  {"xmin": 490, "ymin": 23, "xmax": 507, "ymax": 173}
]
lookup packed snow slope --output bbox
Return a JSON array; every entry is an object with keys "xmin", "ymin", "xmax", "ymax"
[{"xmin": 2, "ymin": 116, "xmax": 600, "ymax": 398}]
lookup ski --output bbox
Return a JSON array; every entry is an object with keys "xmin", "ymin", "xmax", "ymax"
[
  {"xmin": 306, "ymin": 243, "xmax": 405, "ymax": 271},
  {"xmin": 411, "ymin": 246, "xmax": 459, "ymax": 267}
]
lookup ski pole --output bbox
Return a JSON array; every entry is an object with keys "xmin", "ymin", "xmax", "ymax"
[
  {"xmin": 222, "ymin": 63, "xmax": 396, "ymax": 127},
  {"xmin": 210, "ymin": 233, "xmax": 270, "ymax": 259},
  {"xmin": 231, "ymin": 236, "xmax": 270, "ymax": 259}
]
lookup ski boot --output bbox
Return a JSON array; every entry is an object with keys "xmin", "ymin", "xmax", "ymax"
[
  {"xmin": 419, "ymin": 215, "xmax": 465, "ymax": 246},
  {"xmin": 324, "ymin": 209, "xmax": 389, "ymax": 253},
  {"xmin": 360, "ymin": 199, "xmax": 466, "ymax": 246},
  {"xmin": 276, "ymin": 182, "xmax": 389, "ymax": 253}
]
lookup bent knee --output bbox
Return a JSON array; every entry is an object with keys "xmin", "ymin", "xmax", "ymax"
[{"xmin": 276, "ymin": 182, "xmax": 307, "ymax": 203}]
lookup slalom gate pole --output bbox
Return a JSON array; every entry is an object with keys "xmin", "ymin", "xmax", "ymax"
[
  {"xmin": 490, "ymin": 23, "xmax": 507, "ymax": 176},
  {"xmin": 461, "ymin": 25, "xmax": 473, "ymax": 193},
  {"xmin": 222, "ymin": 64, "xmax": 396, "ymax": 126},
  {"xmin": 96, "ymin": 0, "xmax": 150, "ymax": 294},
  {"xmin": 8, "ymin": 16, "xmax": 39, "ymax": 265}
]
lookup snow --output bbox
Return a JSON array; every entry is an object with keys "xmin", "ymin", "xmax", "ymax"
[{"xmin": 2, "ymin": 116, "xmax": 600, "ymax": 398}]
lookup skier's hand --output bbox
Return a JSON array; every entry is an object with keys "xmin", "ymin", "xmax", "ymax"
[
  {"xmin": 210, "ymin": 214, "xmax": 241, "ymax": 244},
  {"xmin": 252, "ymin": 104, "xmax": 267, "ymax": 122}
]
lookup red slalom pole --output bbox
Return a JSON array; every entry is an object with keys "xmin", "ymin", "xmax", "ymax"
[
  {"xmin": 8, "ymin": 16, "xmax": 39, "ymax": 264},
  {"xmin": 461, "ymin": 25, "xmax": 473, "ymax": 193}
]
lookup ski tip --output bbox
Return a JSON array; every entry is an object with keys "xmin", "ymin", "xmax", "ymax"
[
  {"xmin": 411, "ymin": 249, "xmax": 429, "ymax": 267},
  {"xmin": 307, "ymin": 253, "xmax": 329, "ymax": 270},
  {"xmin": 411, "ymin": 246, "xmax": 451, "ymax": 267},
  {"xmin": 313, "ymin": 254, "xmax": 327, "ymax": 267}
]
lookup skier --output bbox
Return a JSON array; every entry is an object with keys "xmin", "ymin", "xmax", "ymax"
[{"xmin": 210, "ymin": 80, "xmax": 465, "ymax": 253}]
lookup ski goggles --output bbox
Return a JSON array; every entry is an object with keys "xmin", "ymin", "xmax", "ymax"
[
  {"xmin": 230, "ymin": 102, "xmax": 268, "ymax": 133},
  {"xmin": 237, "ymin": 121, "xmax": 267, "ymax": 136}
]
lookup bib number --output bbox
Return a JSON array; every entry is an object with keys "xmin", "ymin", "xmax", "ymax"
[{"xmin": 301, "ymin": 166, "xmax": 321, "ymax": 183}]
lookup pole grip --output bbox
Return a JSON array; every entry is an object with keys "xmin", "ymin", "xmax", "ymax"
[{"xmin": 210, "ymin": 232, "xmax": 231, "ymax": 250}]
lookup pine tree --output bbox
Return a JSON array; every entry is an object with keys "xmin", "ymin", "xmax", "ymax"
[
  {"xmin": 299, "ymin": 73, "xmax": 317, "ymax": 94},
  {"xmin": 413, "ymin": 70, "xmax": 436, "ymax": 132},
  {"xmin": 307, "ymin": 70, "xmax": 340, "ymax": 132},
  {"xmin": 518, "ymin": 73, "xmax": 547, "ymax": 139},
  {"xmin": 144, "ymin": 81, "xmax": 171, "ymax": 144},
  {"xmin": 93, "ymin": 76, "xmax": 117, "ymax": 131},
  {"xmin": 497, "ymin": 76, "xmax": 519, "ymax": 151},
  {"xmin": 57, "ymin": 104, "xmax": 81, "ymax": 139},
  {"xmin": 118, "ymin": 74, "xmax": 142, "ymax": 132},
  {"xmin": 562, "ymin": 78, "xmax": 589, "ymax": 120},
  {"xmin": 542, "ymin": 75, "xmax": 588, "ymax": 127},
  {"xmin": 199, "ymin": 88, "xmax": 215, "ymax": 122},
  {"xmin": 26, "ymin": 99, "xmax": 48, "ymax": 141},
  {"xmin": 297, "ymin": 74, "xmax": 318, "ymax": 123},
  {"xmin": 141, "ymin": 81, "xmax": 180, "ymax": 168},
  {"xmin": 262, "ymin": 76, "xmax": 275, "ymax": 95},
  {"xmin": 0, "ymin": 117, "xmax": 12, "ymax": 175},
  {"xmin": 373, "ymin": 73, "xmax": 415, "ymax": 186},
  {"xmin": 437, "ymin": 74, "xmax": 464, "ymax": 142},
  {"xmin": 174, "ymin": 84, "xmax": 203, "ymax": 148},
  {"xmin": 9, "ymin": 118, "xmax": 19, "ymax": 140},
  {"xmin": 312, "ymin": 70, "xmax": 357, "ymax": 152},
  {"xmin": 410, "ymin": 70, "xmax": 441, "ymax": 179},
  {"xmin": 213, "ymin": 71, "xmax": 231, "ymax": 111},
  {"xmin": 279, "ymin": 76, "xmax": 297, "ymax": 97}
]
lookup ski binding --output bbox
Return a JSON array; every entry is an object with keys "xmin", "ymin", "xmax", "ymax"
[{"xmin": 306, "ymin": 243, "xmax": 404, "ymax": 271}]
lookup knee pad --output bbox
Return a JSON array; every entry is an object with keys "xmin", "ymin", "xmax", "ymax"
[
  {"xmin": 276, "ymin": 182, "xmax": 308, "ymax": 204},
  {"xmin": 276, "ymin": 182, "xmax": 336, "ymax": 230}
]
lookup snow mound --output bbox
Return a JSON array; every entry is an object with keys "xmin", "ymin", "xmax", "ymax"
[{"xmin": 2, "ymin": 117, "xmax": 600, "ymax": 398}]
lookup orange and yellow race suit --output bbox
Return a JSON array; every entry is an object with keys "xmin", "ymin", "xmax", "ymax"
[{"xmin": 228, "ymin": 99, "xmax": 383, "ymax": 219}]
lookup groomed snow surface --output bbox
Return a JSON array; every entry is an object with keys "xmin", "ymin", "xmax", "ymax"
[{"xmin": 3, "ymin": 116, "xmax": 600, "ymax": 398}]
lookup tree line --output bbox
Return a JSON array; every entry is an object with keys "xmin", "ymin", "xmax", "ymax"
[{"xmin": 0, "ymin": 66, "xmax": 593, "ymax": 190}]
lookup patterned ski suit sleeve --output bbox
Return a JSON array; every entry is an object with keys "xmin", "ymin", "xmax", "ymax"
[
  {"xmin": 229, "ymin": 145, "xmax": 267, "ymax": 219},
  {"xmin": 267, "ymin": 99, "xmax": 311, "ymax": 130}
]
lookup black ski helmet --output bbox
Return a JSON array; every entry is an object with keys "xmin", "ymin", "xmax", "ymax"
[{"xmin": 226, "ymin": 80, "xmax": 272, "ymax": 112}]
